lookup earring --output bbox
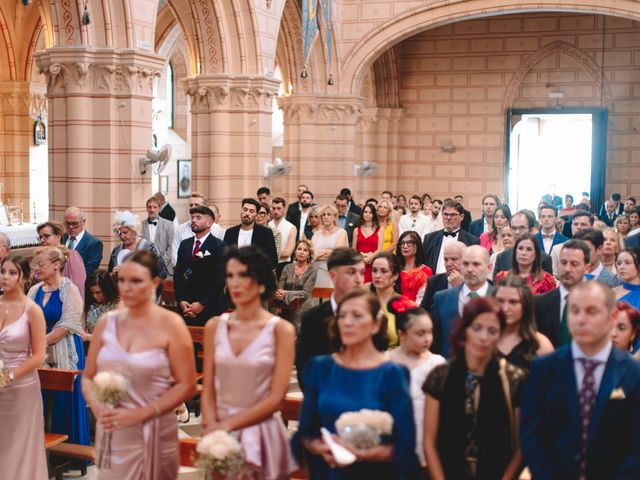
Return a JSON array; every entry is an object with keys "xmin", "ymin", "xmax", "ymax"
[{"xmin": 259, "ymin": 285, "xmax": 266, "ymax": 294}]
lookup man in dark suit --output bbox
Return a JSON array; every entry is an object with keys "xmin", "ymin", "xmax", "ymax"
[
  {"xmin": 420, "ymin": 241, "xmax": 466, "ymax": 312},
  {"xmin": 573, "ymin": 228, "xmax": 619, "ymax": 288},
  {"xmin": 141, "ymin": 196, "xmax": 174, "ymax": 276},
  {"xmin": 423, "ymin": 199, "xmax": 479, "ymax": 274},
  {"xmin": 174, "ymin": 205, "xmax": 227, "ymax": 326},
  {"xmin": 340, "ymin": 188, "xmax": 362, "ymax": 216},
  {"xmin": 599, "ymin": 192, "xmax": 624, "ymax": 219},
  {"xmin": 535, "ymin": 239, "xmax": 590, "ymax": 347},
  {"xmin": 223, "ymin": 198, "xmax": 278, "ymax": 268},
  {"xmin": 431, "ymin": 245, "xmax": 492, "ymax": 357},
  {"xmin": 154, "ymin": 191, "xmax": 177, "ymax": 222},
  {"xmin": 494, "ymin": 210, "xmax": 553, "ymax": 279},
  {"xmin": 468, "ymin": 194, "xmax": 499, "ymax": 238},
  {"xmin": 536, "ymin": 203, "xmax": 568, "ymax": 255},
  {"xmin": 522, "ymin": 280, "xmax": 640, "ymax": 480},
  {"xmin": 62, "ymin": 206, "xmax": 104, "ymax": 274},
  {"xmin": 624, "ymin": 231, "xmax": 640, "ymax": 249},
  {"xmin": 601, "ymin": 199, "xmax": 619, "ymax": 227},
  {"xmin": 335, "ymin": 194, "xmax": 360, "ymax": 246},
  {"xmin": 453, "ymin": 195, "xmax": 472, "ymax": 232},
  {"xmin": 287, "ymin": 190, "xmax": 314, "ymax": 242},
  {"xmin": 295, "ymin": 248, "xmax": 365, "ymax": 389},
  {"xmin": 286, "ymin": 184, "xmax": 309, "ymax": 224}
]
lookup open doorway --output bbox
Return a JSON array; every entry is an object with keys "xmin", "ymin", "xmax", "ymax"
[{"xmin": 506, "ymin": 108, "xmax": 607, "ymax": 213}]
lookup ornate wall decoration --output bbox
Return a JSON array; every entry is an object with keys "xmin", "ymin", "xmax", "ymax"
[
  {"xmin": 60, "ymin": 0, "xmax": 76, "ymax": 45},
  {"xmin": 198, "ymin": 0, "xmax": 219, "ymax": 72},
  {"xmin": 280, "ymin": 98, "xmax": 362, "ymax": 124},
  {"xmin": 186, "ymin": 84, "xmax": 275, "ymax": 113}
]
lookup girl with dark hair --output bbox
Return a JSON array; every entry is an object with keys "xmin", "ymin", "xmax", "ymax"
[
  {"xmin": 82, "ymin": 270, "xmax": 119, "ymax": 340},
  {"xmin": 0, "ymin": 256, "xmax": 48, "ymax": 479},
  {"xmin": 480, "ymin": 204, "xmax": 512, "ymax": 255},
  {"xmin": 293, "ymin": 288, "xmax": 420, "ymax": 479},
  {"xmin": 495, "ymin": 233, "xmax": 556, "ymax": 295},
  {"xmin": 611, "ymin": 301, "xmax": 640, "ymax": 356},
  {"xmin": 371, "ymin": 252, "xmax": 402, "ymax": 348},
  {"xmin": 614, "ymin": 248, "xmax": 640, "ymax": 312},
  {"xmin": 201, "ymin": 246, "xmax": 296, "ymax": 478},
  {"xmin": 423, "ymin": 297, "xmax": 525, "ymax": 480},
  {"xmin": 493, "ymin": 276, "xmax": 554, "ymax": 370},
  {"xmin": 353, "ymin": 203, "xmax": 383, "ymax": 283},
  {"xmin": 388, "ymin": 297, "xmax": 445, "ymax": 466},
  {"xmin": 82, "ymin": 250, "xmax": 196, "ymax": 479},
  {"xmin": 396, "ymin": 230, "xmax": 432, "ymax": 303}
]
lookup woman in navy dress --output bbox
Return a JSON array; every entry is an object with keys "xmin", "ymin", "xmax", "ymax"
[
  {"xmin": 292, "ymin": 288, "xmax": 420, "ymax": 479},
  {"xmin": 28, "ymin": 246, "xmax": 89, "ymax": 448}
]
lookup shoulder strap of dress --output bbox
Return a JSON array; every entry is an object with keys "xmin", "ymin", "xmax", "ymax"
[{"xmin": 22, "ymin": 297, "xmax": 34, "ymax": 316}]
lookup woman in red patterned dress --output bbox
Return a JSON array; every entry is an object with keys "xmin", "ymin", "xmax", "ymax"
[{"xmin": 395, "ymin": 230, "xmax": 432, "ymax": 304}]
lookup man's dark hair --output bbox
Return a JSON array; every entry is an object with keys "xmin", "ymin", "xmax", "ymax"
[
  {"xmin": 382, "ymin": 190, "xmax": 393, "ymax": 197},
  {"xmin": 433, "ymin": 199, "xmax": 443, "ymax": 206},
  {"xmin": 442, "ymin": 200, "xmax": 464, "ymax": 214},
  {"xmin": 454, "ymin": 194, "xmax": 464, "ymax": 200},
  {"xmin": 572, "ymin": 211, "xmax": 595, "ymax": 225},
  {"xmin": 409, "ymin": 194, "xmax": 423, "ymax": 207},
  {"xmin": 582, "ymin": 192, "xmax": 589, "ymax": 197},
  {"xmin": 366, "ymin": 198, "xmax": 378, "ymax": 205},
  {"xmin": 340, "ymin": 188, "xmax": 352, "ymax": 196},
  {"xmin": 189, "ymin": 205, "xmax": 215, "ymax": 220},
  {"xmin": 514, "ymin": 210, "xmax": 536, "ymax": 229},
  {"xmin": 627, "ymin": 196, "xmax": 637, "ymax": 204},
  {"xmin": 611, "ymin": 193, "xmax": 622, "ymax": 202},
  {"xmin": 272, "ymin": 197, "xmax": 287, "ymax": 207},
  {"xmin": 538, "ymin": 203, "xmax": 557, "ymax": 216},
  {"xmin": 335, "ymin": 194, "xmax": 349, "ymax": 203},
  {"xmin": 241, "ymin": 197, "xmax": 261, "ymax": 211},
  {"xmin": 575, "ymin": 203, "xmax": 590, "ymax": 212},
  {"xmin": 573, "ymin": 227, "xmax": 605, "ymax": 249},
  {"xmin": 561, "ymin": 239, "xmax": 591, "ymax": 264},
  {"xmin": 301, "ymin": 190, "xmax": 314, "ymax": 199},
  {"xmin": 327, "ymin": 248, "xmax": 363, "ymax": 271},
  {"xmin": 565, "ymin": 194, "xmax": 574, "ymax": 203},
  {"xmin": 256, "ymin": 186, "xmax": 271, "ymax": 196}
]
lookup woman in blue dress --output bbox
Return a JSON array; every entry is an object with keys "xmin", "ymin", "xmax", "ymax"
[
  {"xmin": 292, "ymin": 288, "xmax": 420, "ymax": 479},
  {"xmin": 28, "ymin": 246, "xmax": 90, "ymax": 448},
  {"xmin": 614, "ymin": 248, "xmax": 640, "ymax": 352}
]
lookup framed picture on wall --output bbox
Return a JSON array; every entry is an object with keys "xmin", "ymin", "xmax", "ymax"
[
  {"xmin": 159, "ymin": 175, "xmax": 169, "ymax": 194},
  {"xmin": 177, "ymin": 159, "xmax": 192, "ymax": 198}
]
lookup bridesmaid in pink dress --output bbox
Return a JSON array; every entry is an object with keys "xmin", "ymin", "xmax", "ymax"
[
  {"xmin": 83, "ymin": 250, "xmax": 196, "ymax": 480},
  {"xmin": 0, "ymin": 256, "xmax": 48, "ymax": 480},
  {"xmin": 353, "ymin": 203, "xmax": 383, "ymax": 283},
  {"xmin": 202, "ymin": 246, "xmax": 297, "ymax": 479}
]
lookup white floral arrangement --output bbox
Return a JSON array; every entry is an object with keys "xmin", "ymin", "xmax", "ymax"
[
  {"xmin": 0, "ymin": 359, "xmax": 9, "ymax": 389},
  {"xmin": 335, "ymin": 409, "xmax": 394, "ymax": 450},
  {"xmin": 93, "ymin": 371, "xmax": 130, "ymax": 470},
  {"xmin": 196, "ymin": 430, "xmax": 245, "ymax": 476}
]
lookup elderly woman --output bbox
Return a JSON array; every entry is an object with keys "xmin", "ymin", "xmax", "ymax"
[
  {"xmin": 108, "ymin": 210, "xmax": 168, "ymax": 278},
  {"xmin": 312, "ymin": 204, "xmax": 348, "ymax": 288}
]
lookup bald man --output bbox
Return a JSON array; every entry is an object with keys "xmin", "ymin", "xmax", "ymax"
[
  {"xmin": 420, "ymin": 241, "xmax": 467, "ymax": 312},
  {"xmin": 430, "ymin": 245, "xmax": 493, "ymax": 357},
  {"xmin": 62, "ymin": 206, "xmax": 104, "ymax": 274}
]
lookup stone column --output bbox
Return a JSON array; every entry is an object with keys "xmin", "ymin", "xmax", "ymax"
[
  {"xmin": 36, "ymin": 47, "xmax": 164, "ymax": 256},
  {"xmin": 185, "ymin": 75, "xmax": 280, "ymax": 224}
]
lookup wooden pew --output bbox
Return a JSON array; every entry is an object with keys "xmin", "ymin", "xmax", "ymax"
[
  {"xmin": 311, "ymin": 287, "xmax": 333, "ymax": 303},
  {"xmin": 162, "ymin": 279, "xmax": 176, "ymax": 305}
]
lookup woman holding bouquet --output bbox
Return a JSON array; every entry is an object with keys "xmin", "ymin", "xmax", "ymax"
[
  {"xmin": 292, "ymin": 288, "xmax": 420, "ymax": 479},
  {"xmin": 0, "ymin": 256, "xmax": 48, "ymax": 479},
  {"xmin": 201, "ymin": 246, "xmax": 297, "ymax": 479},
  {"xmin": 82, "ymin": 250, "xmax": 196, "ymax": 479}
]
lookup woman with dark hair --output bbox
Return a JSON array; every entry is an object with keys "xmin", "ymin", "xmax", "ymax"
[
  {"xmin": 493, "ymin": 276, "xmax": 554, "ymax": 370},
  {"xmin": 423, "ymin": 297, "xmax": 525, "ymax": 480},
  {"xmin": 495, "ymin": 233, "xmax": 556, "ymax": 295},
  {"xmin": 82, "ymin": 250, "xmax": 196, "ymax": 479},
  {"xmin": 0, "ymin": 256, "xmax": 48, "ymax": 479},
  {"xmin": 353, "ymin": 203, "xmax": 382, "ymax": 283},
  {"xmin": 480, "ymin": 204, "xmax": 512, "ymax": 255},
  {"xmin": 82, "ymin": 270, "xmax": 119, "ymax": 340},
  {"xmin": 388, "ymin": 297, "xmax": 445, "ymax": 466},
  {"xmin": 614, "ymin": 248, "xmax": 640, "ymax": 311},
  {"xmin": 396, "ymin": 230, "xmax": 432, "ymax": 303},
  {"xmin": 201, "ymin": 246, "xmax": 296, "ymax": 478},
  {"xmin": 611, "ymin": 301, "xmax": 640, "ymax": 356},
  {"xmin": 370, "ymin": 252, "xmax": 402, "ymax": 348},
  {"xmin": 293, "ymin": 288, "xmax": 420, "ymax": 479}
]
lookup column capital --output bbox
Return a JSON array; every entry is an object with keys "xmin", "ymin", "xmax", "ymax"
[
  {"xmin": 277, "ymin": 95, "xmax": 365, "ymax": 125},
  {"xmin": 0, "ymin": 81, "xmax": 47, "ymax": 117},
  {"xmin": 184, "ymin": 74, "xmax": 280, "ymax": 114},
  {"xmin": 35, "ymin": 47, "xmax": 164, "ymax": 97}
]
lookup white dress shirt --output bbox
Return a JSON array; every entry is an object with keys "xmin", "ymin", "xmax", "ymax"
[
  {"xmin": 146, "ymin": 218, "xmax": 158, "ymax": 243},
  {"xmin": 436, "ymin": 230, "xmax": 460, "ymax": 274},
  {"xmin": 171, "ymin": 221, "xmax": 224, "ymax": 266},
  {"xmin": 423, "ymin": 214, "xmax": 443, "ymax": 235},
  {"xmin": 398, "ymin": 213, "xmax": 428, "ymax": 238},
  {"xmin": 571, "ymin": 341, "xmax": 612, "ymax": 394},
  {"xmin": 192, "ymin": 232, "xmax": 211, "ymax": 255},
  {"xmin": 458, "ymin": 282, "xmax": 490, "ymax": 315}
]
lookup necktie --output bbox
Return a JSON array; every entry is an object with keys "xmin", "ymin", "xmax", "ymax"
[
  {"xmin": 560, "ymin": 297, "xmax": 571, "ymax": 345},
  {"xmin": 578, "ymin": 358, "xmax": 601, "ymax": 480},
  {"xmin": 443, "ymin": 230, "xmax": 459, "ymax": 237},
  {"xmin": 68, "ymin": 236, "xmax": 76, "ymax": 250},
  {"xmin": 468, "ymin": 291, "xmax": 479, "ymax": 300},
  {"xmin": 192, "ymin": 239, "xmax": 201, "ymax": 258},
  {"xmin": 148, "ymin": 220, "xmax": 157, "ymax": 226}
]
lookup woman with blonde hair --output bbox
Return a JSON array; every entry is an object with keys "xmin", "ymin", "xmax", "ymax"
[
  {"xmin": 312, "ymin": 204, "xmax": 348, "ymax": 288},
  {"xmin": 377, "ymin": 199, "xmax": 399, "ymax": 252}
]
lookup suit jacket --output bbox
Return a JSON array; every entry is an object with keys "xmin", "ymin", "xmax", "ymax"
[
  {"xmin": 493, "ymin": 248, "xmax": 553, "ymax": 280},
  {"xmin": 601, "ymin": 212, "xmax": 618, "ymax": 228},
  {"xmin": 108, "ymin": 239, "xmax": 169, "ymax": 279},
  {"xmin": 141, "ymin": 217, "xmax": 174, "ymax": 275},
  {"xmin": 62, "ymin": 230, "xmax": 103, "ymax": 275},
  {"xmin": 468, "ymin": 217, "xmax": 485, "ymax": 238},
  {"xmin": 339, "ymin": 212, "xmax": 360, "ymax": 247},
  {"xmin": 348, "ymin": 201, "xmax": 362, "ymax": 216},
  {"xmin": 624, "ymin": 232, "xmax": 640, "ymax": 249},
  {"xmin": 591, "ymin": 267, "xmax": 620, "ymax": 288},
  {"xmin": 461, "ymin": 208, "xmax": 472, "ymax": 232},
  {"xmin": 536, "ymin": 230, "xmax": 569, "ymax": 255},
  {"xmin": 295, "ymin": 301, "xmax": 334, "ymax": 390},
  {"xmin": 521, "ymin": 346, "xmax": 640, "ymax": 480},
  {"xmin": 431, "ymin": 284, "xmax": 493, "ymax": 358},
  {"xmin": 174, "ymin": 234, "xmax": 227, "ymax": 325},
  {"xmin": 223, "ymin": 224, "xmax": 278, "ymax": 268},
  {"xmin": 158, "ymin": 202, "xmax": 176, "ymax": 222},
  {"xmin": 422, "ymin": 229, "xmax": 480, "ymax": 273},
  {"xmin": 419, "ymin": 273, "xmax": 449, "ymax": 312},
  {"xmin": 534, "ymin": 288, "xmax": 562, "ymax": 347},
  {"xmin": 286, "ymin": 201, "xmax": 300, "ymax": 225}
]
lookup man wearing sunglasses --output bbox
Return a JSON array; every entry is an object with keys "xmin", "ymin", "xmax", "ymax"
[{"xmin": 62, "ymin": 206, "xmax": 103, "ymax": 275}]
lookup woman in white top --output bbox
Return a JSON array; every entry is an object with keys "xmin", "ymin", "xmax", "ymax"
[{"xmin": 311, "ymin": 204, "xmax": 348, "ymax": 288}]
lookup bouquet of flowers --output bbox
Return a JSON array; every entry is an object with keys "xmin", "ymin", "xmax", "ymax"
[
  {"xmin": 196, "ymin": 430, "xmax": 245, "ymax": 477},
  {"xmin": 93, "ymin": 371, "xmax": 129, "ymax": 470},
  {"xmin": 0, "ymin": 359, "xmax": 9, "ymax": 389},
  {"xmin": 335, "ymin": 409, "xmax": 394, "ymax": 450}
]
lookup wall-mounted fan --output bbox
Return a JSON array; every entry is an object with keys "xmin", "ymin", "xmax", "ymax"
[
  {"xmin": 353, "ymin": 161, "xmax": 379, "ymax": 177},
  {"xmin": 139, "ymin": 144, "xmax": 172, "ymax": 175},
  {"xmin": 262, "ymin": 157, "xmax": 293, "ymax": 185}
]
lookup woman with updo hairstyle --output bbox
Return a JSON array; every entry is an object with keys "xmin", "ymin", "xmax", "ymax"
[
  {"xmin": 0, "ymin": 256, "xmax": 48, "ymax": 479},
  {"xmin": 201, "ymin": 246, "xmax": 297, "ymax": 478},
  {"xmin": 388, "ymin": 297, "xmax": 445, "ymax": 466},
  {"xmin": 423, "ymin": 297, "xmax": 525, "ymax": 480},
  {"xmin": 293, "ymin": 288, "xmax": 420, "ymax": 479},
  {"xmin": 82, "ymin": 250, "xmax": 196, "ymax": 478},
  {"xmin": 28, "ymin": 245, "xmax": 90, "ymax": 449}
]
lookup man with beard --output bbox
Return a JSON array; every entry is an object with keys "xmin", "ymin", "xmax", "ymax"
[
  {"xmin": 174, "ymin": 205, "xmax": 227, "ymax": 325},
  {"xmin": 288, "ymin": 190, "xmax": 315, "ymax": 241},
  {"xmin": 223, "ymin": 197, "xmax": 278, "ymax": 268}
]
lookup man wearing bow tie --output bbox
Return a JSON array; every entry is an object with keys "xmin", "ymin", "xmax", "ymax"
[
  {"xmin": 536, "ymin": 203, "xmax": 568, "ymax": 255},
  {"xmin": 141, "ymin": 196, "xmax": 174, "ymax": 276}
]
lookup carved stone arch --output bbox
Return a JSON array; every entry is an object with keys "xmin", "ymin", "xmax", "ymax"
[
  {"xmin": 371, "ymin": 47, "xmax": 399, "ymax": 108},
  {"xmin": 503, "ymin": 41, "xmax": 613, "ymax": 110},
  {"xmin": 0, "ymin": 6, "xmax": 17, "ymax": 80}
]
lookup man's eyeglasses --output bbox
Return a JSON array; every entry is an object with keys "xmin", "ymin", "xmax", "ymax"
[
  {"xmin": 38, "ymin": 233, "xmax": 53, "ymax": 240},
  {"xmin": 64, "ymin": 221, "xmax": 83, "ymax": 227},
  {"xmin": 442, "ymin": 213, "xmax": 459, "ymax": 218}
]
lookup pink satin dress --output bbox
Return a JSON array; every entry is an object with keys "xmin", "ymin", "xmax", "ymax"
[
  {"xmin": 95, "ymin": 312, "xmax": 179, "ymax": 479},
  {"xmin": 0, "ymin": 299, "xmax": 48, "ymax": 480},
  {"xmin": 215, "ymin": 313, "xmax": 296, "ymax": 479}
]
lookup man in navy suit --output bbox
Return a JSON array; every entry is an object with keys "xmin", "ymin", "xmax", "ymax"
[
  {"xmin": 573, "ymin": 228, "xmax": 619, "ymax": 288},
  {"xmin": 430, "ymin": 245, "xmax": 492, "ymax": 357},
  {"xmin": 62, "ymin": 206, "xmax": 103, "ymax": 274},
  {"xmin": 536, "ymin": 203, "xmax": 568, "ymax": 255},
  {"xmin": 521, "ymin": 280, "xmax": 640, "ymax": 479},
  {"xmin": 601, "ymin": 199, "xmax": 619, "ymax": 227},
  {"xmin": 174, "ymin": 205, "xmax": 227, "ymax": 326},
  {"xmin": 468, "ymin": 194, "xmax": 499, "ymax": 238}
]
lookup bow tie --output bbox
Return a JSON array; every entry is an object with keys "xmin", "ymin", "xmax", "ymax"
[
  {"xmin": 443, "ymin": 230, "xmax": 459, "ymax": 237},
  {"xmin": 148, "ymin": 220, "xmax": 157, "ymax": 226},
  {"xmin": 542, "ymin": 233, "xmax": 555, "ymax": 239}
]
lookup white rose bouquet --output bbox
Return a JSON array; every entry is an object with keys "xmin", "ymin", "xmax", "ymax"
[
  {"xmin": 93, "ymin": 371, "xmax": 129, "ymax": 470},
  {"xmin": 335, "ymin": 409, "xmax": 394, "ymax": 450},
  {"xmin": 0, "ymin": 359, "xmax": 10, "ymax": 389},
  {"xmin": 196, "ymin": 430, "xmax": 245, "ymax": 477}
]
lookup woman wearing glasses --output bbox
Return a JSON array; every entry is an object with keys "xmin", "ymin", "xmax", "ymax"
[
  {"xmin": 37, "ymin": 221, "xmax": 86, "ymax": 298},
  {"xmin": 257, "ymin": 203, "xmax": 282, "ymax": 261},
  {"xmin": 396, "ymin": 231, "xmax": 432, "ymax": 304}
]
